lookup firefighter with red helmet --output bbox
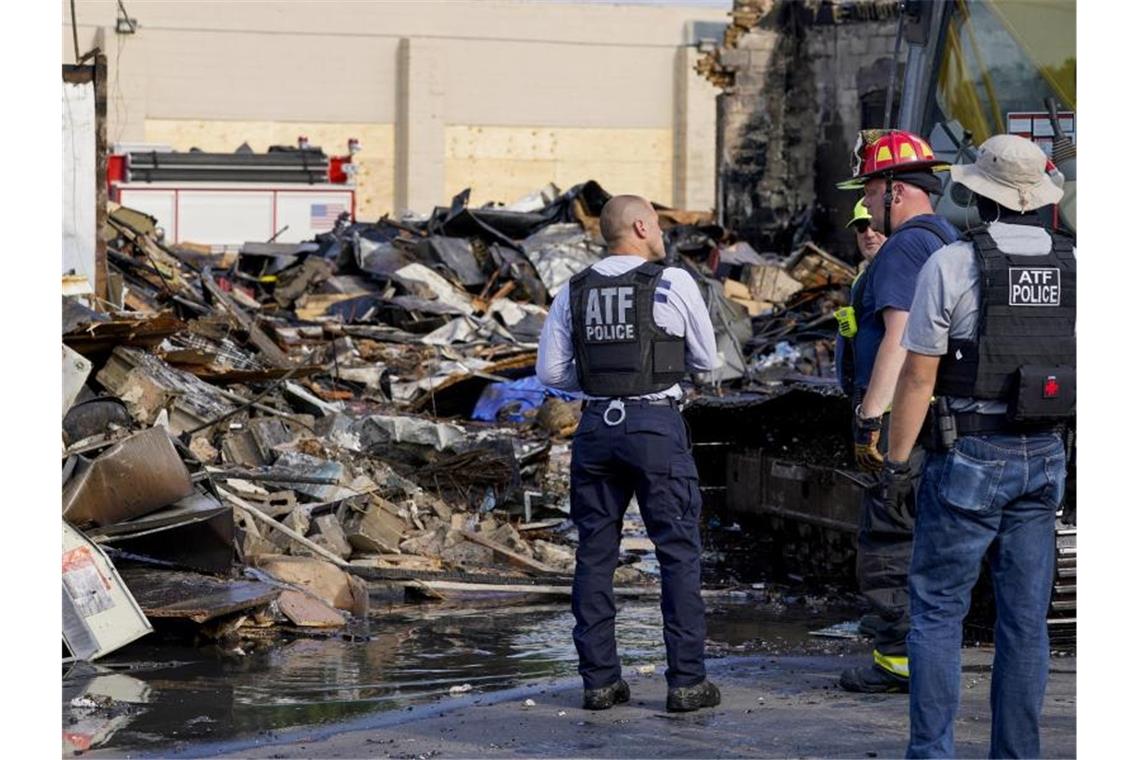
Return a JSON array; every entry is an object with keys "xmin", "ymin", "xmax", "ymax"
[{"xmin": 834, "ymin": 129, "xmax": 961, "ymax": 693}]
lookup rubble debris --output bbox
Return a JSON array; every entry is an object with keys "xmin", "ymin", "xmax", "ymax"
[
  {"xmin": 62, "ymin": 171, "xmax": 869, "ymax": 662},
  {"xmin": 340, "ymin": 497, "xmax": 406, "ymax": 555},
  {"xmin": 91, "ymin": 492, "xmax": 235, "ymax": 575},
  {"xmin": 460, "ymin": 530, "xmax": 560, "ymax": 577},
  {"xmin": 309, "ymin": 514, "xmax": 354, "ymax": 559},
  {"xmin": 225, "ymin": 493, "xmax": 350, "ymax": 568},
  {"xmin": 117, "ymin": 566, "xmax": 280, "ymax": 625},
  {"xmin": 532, "ymin": 540, "xmax": 576, "ymax": 574},
  {"xmin": 96, "ymin": 346, "xmax": 237, "ymax": 433},
  {"xmin": 63, "ymin": 397, "xmax": 133, "ymax": 447},
  {"xmin": 63, "ymin": 307, "xmax": 185, "ymax": 358},
  {"xmin": 62, "ymin": 427, "xmax": 195, "ymax": 528}
]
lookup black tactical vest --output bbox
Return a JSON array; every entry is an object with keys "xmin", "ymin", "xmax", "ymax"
[
  {"xmin": 934, "ymin": 227, "xmax": 1076, "ymax": 421},
  {"xmin": 568, "ymin": 261, "xmax": 686, "ymax": 397}
]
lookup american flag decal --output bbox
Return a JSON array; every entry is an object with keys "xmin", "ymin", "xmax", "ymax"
[{"xmin": 310, "ymin": 203, "xmax": 346, "ymax": 228}]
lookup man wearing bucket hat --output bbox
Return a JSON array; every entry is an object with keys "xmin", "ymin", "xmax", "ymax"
[
  {"xmin": 835, "ymin": 130, "xmax": 961, "ymax": 695},
  {"xmin": 881, "ymin": 134, "xmax": 1074, "ymax": 757}
]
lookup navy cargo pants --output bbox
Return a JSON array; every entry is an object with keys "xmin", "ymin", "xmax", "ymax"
[{"xmin": 570, "ymin": 400, "xmax": 707, "ymax": 691}]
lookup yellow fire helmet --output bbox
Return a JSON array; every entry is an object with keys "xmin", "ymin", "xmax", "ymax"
[{"xmin": 846, "ymin": 199, "xmax": 873, "ymax": 228}]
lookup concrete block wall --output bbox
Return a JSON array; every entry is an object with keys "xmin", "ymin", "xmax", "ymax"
[{"xmin": 712, "ymin": 0, "xmax": 902, "ymax": 258}]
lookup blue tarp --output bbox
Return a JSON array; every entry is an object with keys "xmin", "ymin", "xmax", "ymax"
[{"xmin": 471, "ymin": 375, "xmax": 577, "ymax": 423}]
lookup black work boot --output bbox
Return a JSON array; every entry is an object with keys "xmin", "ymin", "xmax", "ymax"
[
  {"xmin": 839, "ymin": 664, "xmax": 909, "ymax": 694},
  {"xmin": 582, "ymin": 679, "xmax": 630, "ymax": 710},
  {"xmin": 666, "ymin": 679, "xmax": 721, "ymax": 713}
]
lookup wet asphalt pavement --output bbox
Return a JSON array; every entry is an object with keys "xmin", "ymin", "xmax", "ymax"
[
  {"xmin": 70, "ymin": 597, "xmax": 1076, "ymax": 758},
  {"xmin": 152, "ymin": 649, "xmax": 1076, "ymax": 759}
]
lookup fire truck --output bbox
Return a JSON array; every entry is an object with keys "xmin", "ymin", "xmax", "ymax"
[{"xmin": 107, "ymin": 137, "xmax": 359, "ymax": 246}]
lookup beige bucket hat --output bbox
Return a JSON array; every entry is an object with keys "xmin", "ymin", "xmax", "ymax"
[{"xmin": 950, "ymin": 134, "xmax": 1063, "ymax": 213}]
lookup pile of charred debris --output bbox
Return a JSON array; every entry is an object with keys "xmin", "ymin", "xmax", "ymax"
[{"xmin": 61, "ymin": 180, "xmax": 856, "ymax": 661}]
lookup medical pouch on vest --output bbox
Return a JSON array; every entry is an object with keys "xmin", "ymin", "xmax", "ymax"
[
  {"xmin": 935, "ymin": 228, "xmax": 1076, "ymax": 423},
  {"xmin": 568, "ymin": 261, "xmax": 686, "ymax": 396}
]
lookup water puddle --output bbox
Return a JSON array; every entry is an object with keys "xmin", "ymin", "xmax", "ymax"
[{"xmin": 63, "ymin": 596, "xmax": 860, "ymax": 755}]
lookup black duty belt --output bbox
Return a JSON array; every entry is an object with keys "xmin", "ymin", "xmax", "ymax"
[
  {"xmin": 952, "ymin": 412, "xmax": 1063, "ymax": 437},
  {"xmin": 585, "ymin": 397, "xmax": 678, "ymax": 426},
  {"xmin": 584, "ymin": 398, "xmax": 677, "ymax": 408}
]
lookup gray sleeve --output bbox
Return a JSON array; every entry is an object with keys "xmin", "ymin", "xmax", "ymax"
[{"xmin": 901, "ymin": 245, "xmax": 972, "ymax": 356}]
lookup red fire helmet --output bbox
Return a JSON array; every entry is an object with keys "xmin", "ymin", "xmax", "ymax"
[{"xmin": 837, "ymin": 129, "xmax": 949, "ymax": 189}]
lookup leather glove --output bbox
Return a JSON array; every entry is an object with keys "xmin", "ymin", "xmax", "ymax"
[
  {"xmin": 879, "ymin": 458, "xmax": 915, "ymax": 525},
  {"xmin": 853, "ymin": 406, "xmax": 884, "ymax": 472}
]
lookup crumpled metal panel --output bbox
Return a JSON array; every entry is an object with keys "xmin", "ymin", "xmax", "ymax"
[{"xmin": 62, "ymin": 427, "xmax": 195, "ymax": 528}]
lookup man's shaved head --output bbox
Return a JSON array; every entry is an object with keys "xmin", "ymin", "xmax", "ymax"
[{"xmin": 598, "ymin": 195, "xmax": 665, "ymax": 261}]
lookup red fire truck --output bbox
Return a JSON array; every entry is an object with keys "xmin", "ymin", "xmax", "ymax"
[{"xmin": 107, "ymin": 137, "xmax": 358, "ymax": 246}]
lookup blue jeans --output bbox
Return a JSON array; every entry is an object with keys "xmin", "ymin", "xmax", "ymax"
[{"xmin": 907, "ymin": 433, "xmax": 1066, "ymax": 759}]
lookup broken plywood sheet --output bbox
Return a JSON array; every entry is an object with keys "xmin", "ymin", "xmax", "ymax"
[
  {"xmin": 63, "ymin": 523, "xmax": 153, "ymax": 661},
  {"xmin": 117, "ymin": 566, "xmax": 279, "ymax": 624},
  {"xmin": 95, "ymin": 346, "xmax": 236, "ymax": 434},
  {"xmin": 745, "ymin": 263, "xmax": 803, "ymax": 304},
  {"xmin": 349, "ymin": 554, "xmax": 442, "ymax": 572},
  {"xmin": 62, "ymin": 427, "xmax": 195, "ymax": 528},
  {"xmin": 277, "ymin": 590, "xmax": 347, "ymax": 628},
  {"xmin": 63, "ymin": 311, "xmax": 186, "ymax": 358},
  {"xmin": 254, "ymin": 555, "xmax": 360, "ymax": 613}
]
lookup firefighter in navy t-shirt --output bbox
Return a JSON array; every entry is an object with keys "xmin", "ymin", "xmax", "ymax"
[{"xmin": 835, "ymin": 130, "xmax": 960, "ymax": 694}]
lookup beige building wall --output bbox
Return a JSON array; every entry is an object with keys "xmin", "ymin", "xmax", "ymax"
[
  {"xmin": 65, "ymin": 1, "xmax": 727, "ymax": 217},
  {"xmin": 444, "ymin": 126, "xmax": 674, "ymax": 210}
]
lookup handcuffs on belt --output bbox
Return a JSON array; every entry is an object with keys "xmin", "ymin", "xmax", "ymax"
[{"xmin": 603, "ymin": 399, "xmax": 626, "ymax": 426}]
